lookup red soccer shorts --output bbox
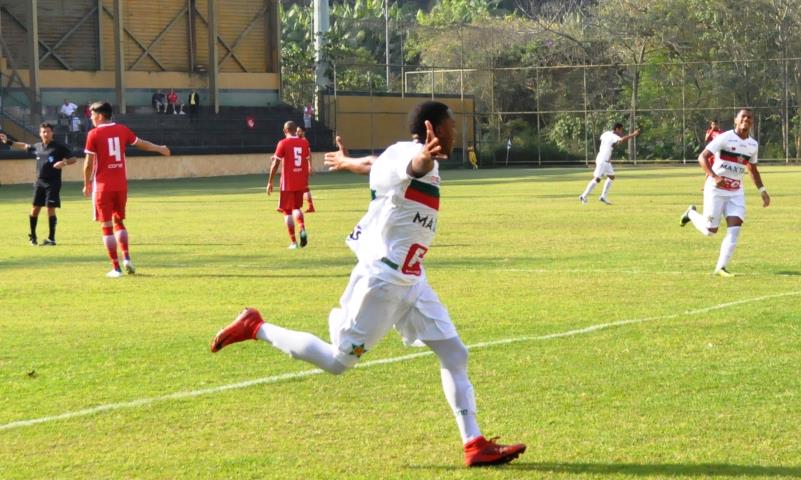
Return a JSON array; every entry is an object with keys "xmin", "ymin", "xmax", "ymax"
[
  {"xmin": 277, "ymin": 190, "xmax": 304, "ymax": 214},
  {"xmin": 93, "ymin": 190, "xmax": 127, "ymax": 222}
]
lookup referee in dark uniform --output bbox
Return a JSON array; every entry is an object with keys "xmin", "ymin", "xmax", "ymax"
[{"xmin": 1, "ymin": 123, "xmax": 78, "ymax": 246}]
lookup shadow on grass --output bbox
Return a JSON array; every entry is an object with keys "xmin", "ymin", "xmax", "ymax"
[{"xmin": 409, "ymin": 462, "xmax": 801, "ymax": 477}]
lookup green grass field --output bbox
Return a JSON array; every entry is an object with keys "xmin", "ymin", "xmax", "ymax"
[{"xmin": 1, "ymin": 166, "xmax": 800, "ymax": 479}]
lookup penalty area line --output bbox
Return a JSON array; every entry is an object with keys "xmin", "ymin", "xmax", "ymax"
[{"xmin": 1, "ymin": 289, "xmax": 799, "ymax": 432}]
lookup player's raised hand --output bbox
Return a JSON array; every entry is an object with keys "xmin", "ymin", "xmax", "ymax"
[
  {"xmin": 424, "ymin": 120, "xmax": 448, "ymax": 161},
  {"xmin": 324, "ymin": 136, "xmax": 348, "ymax": 171}
]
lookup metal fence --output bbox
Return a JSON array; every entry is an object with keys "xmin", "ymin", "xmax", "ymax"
[{"xmin": 313, "ymin": 58, "xmax": 801, "ymax": 167}]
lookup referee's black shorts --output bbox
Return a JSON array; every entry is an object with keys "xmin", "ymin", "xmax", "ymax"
[{"xmin": 32, "ymin": 180, "xmax": 62, "ymax": 208}]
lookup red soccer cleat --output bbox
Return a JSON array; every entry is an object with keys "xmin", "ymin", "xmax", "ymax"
[
  {"xmin": 464, "ymin": 436, "xmax": 526, "ymax": 467},
  {"xmin": 210, "ymin": 308, "xmax": 265, "ymax": 353}
]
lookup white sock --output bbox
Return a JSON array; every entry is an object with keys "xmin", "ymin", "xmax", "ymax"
[
  {"xmin": 715, "ymin": 226, "xmax": 740, "ymax": 271},
  {"xmin": 689, "ymin": 209, "xmax": 714, "ymax": 236},
  {"xmin": 425, "ymin": 338, "xmax": 481, "ymax": 443},
  {"xmin": 581, "ymin": 179, "xmax": 598, "ymax": 198},
  {"xmin": 601, "ymin": 178, "xmax": 613, "ymax": 199},
  {"xmin": 256, "ymin": 323, "xmax": 348, "ymax": 374}
]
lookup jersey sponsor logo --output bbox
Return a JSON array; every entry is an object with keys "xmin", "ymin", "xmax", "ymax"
[
  {"xmin": 107, "ymin": 163, "xmax": 124, "ymax": 169},
  {"xmin": 717, "ymin": 177, "xmax": 741, "ymax": 191},
  {"xmin": 413, "ymin": 211, "xmax": 437, "ymax": 232},
  {"xmin": 401, "ymin": 243, "xmax": 428, "ymax": 276},
  {"xmin": 404, "ymin": 179, "xmax": 440, "ymax": 210}
]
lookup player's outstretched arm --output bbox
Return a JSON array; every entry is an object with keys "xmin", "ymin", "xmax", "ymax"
[
  {"xmin": 0, "ymin": 133, "xmax": 29, "ymax": 151},
  {"xmin": 617, "ymin": 129, "xmax": 641, "ymax": 144},
  {"xmin": 747, "ymin": 163, "xmax": 770, "ymax": 207},
  {"xmin": 324, "ymin": 136, "xmax": 374, "ymax": 175},
  {"xmin": 133, "ymin": 138, "xmax": 171, "ymax": 156}
]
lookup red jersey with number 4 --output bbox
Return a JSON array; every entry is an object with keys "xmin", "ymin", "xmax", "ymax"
[
  {"xmin": 85, "ymin": 122, "xmax": 138, "ymax": 192},
  {"xmin": 275, "ymin": 136, "xmax": 310, "ymax": 191}
]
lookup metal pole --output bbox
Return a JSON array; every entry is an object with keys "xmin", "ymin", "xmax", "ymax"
[
  {"xmin": 583, "ymin": 65, "xmax": 589, "ymax": 167},
  {"xmin": 784, "ymin": 56, "xmax": 790, "ymax": 164},
  {"xmin": 113, "ymin": 0, "xmax": 126, "ymax": 114},
  {"xmin": 207, "ymin": 0, "xmax": 219, "ymax": 113},
  {"xmin": 97, "ymin": 0, "xmax": 104, "ymax": 70},
  {"xmin": 384, "ymin": 0, "xmax": 390, "ymax": 92},
  {"xmin": 27, "ymin": 0, "xmax": 40, "ymax": 121},
  {"xmin": 681, "ymin": 63, "xmax": 686, "ymax": 164},
  {"xmin": 430, "ymin": 66, "xmax": 434, "ymax": 99},
  {"xmin": 536, "ymin": 67, "xmax": 541, "ymax": 167}
]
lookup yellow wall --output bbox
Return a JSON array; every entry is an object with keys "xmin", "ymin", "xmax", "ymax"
[
  {"xmin": 12, "ymin": 70, "xmax": 279, "ymax": 90},
  {"xmin": 325, "ymin": 95, "xmax": 475, "ymax": 151},
  {"xmin": 0, "ymin": 152, "xmax": 327, "ymax": 185}
]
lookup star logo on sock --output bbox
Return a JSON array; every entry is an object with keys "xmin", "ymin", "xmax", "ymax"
[{"xmin": 350, "ymin": 343, "xmax": 367, "ymax": 358}]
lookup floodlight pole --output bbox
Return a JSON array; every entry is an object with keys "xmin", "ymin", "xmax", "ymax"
[
  {"xmin": 26, "ymin": 0, "xmax": 41, "ymax": 123},
  {"xmin": 113, "ymin": 0, "xmax": 126, "ymax": 114},
  {"xmin": 313, "ymin": 0, "xmax": 330, "ymax": 115},
  {"xmin": 384, "ymin": 0, "xmax": 390, "ymax": 91},
  {"xmin": 207, "ymin": 0, "xmax": 219, "ymax": 113}
]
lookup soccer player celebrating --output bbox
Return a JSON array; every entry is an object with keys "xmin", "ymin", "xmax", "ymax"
[
  {"xmin": 82, "ymin": 101, "xmax": 171, "ymax": 277},
  {"xmin": 579, "ymin": 122, "xmax": 640, "ymax": 205},
  {"xmin": 2, "ymin": 124, "xmax": 78, "ymax": 246},
  {"xmin": 211, "ymin": 102, "xmax": 526, "ymax": 467},
  {"xmin": 296, "ymin": 127, "xmax": 316, "ymax": 213},
  {"xmin": 267, "ymin": 121, "xmax": 311, "ymax": 249},
  {"xmin": 680, "ymin": 108, "xmax": 770, "ymax": 276}
]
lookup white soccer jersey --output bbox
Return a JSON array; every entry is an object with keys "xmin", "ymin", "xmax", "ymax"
[
  {"xmin": 704, "ymin": 129, "xmax": 758, "ymax": 195},
  {"xmin": 595, "ymin": 131, "xmax": 622, "ymax": 164},
  {"xmin": 346, "ymin": 141, "xmax": 440, "ymax": 286}
]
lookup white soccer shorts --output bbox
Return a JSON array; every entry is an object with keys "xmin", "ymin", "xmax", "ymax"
[
  {"xmin": 593, "ymin": 161, "xmax": 614, "ymax": 178},
  {"xmin": 702, "ymin": 188, "xmax": 746, "ymax": 229},
  {"xmin": 328, "ymin": 262, "xmax": 457, "ymax": 368}
]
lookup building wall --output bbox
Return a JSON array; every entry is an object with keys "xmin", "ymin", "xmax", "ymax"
[
  {"xmin": 0, "ymin": 0, "xmax": 278, "ymax": 73},
  {"xmin": 0, "ymin": 152, "xmax": 328, "ymax": 185},
  {"xmin": 324, "ymin": 94, "xmax": 476, "ymax": 152}
]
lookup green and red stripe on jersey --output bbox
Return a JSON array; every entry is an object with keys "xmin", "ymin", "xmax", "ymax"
[
  {"xmin": 404, "ymin": 179, "xmax": 440, "ymax": 210},
  {"xmin": 719, "ymin": 149, "xmax": 751, "ymax": 165}
]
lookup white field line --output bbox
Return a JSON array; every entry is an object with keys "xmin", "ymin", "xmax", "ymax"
[{"xmin": 1, "ymin": 290, "xmax": 799, "ymax": 432}]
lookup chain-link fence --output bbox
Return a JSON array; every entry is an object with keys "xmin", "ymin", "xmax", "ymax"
[
  {"xmin": 288, "ymin": 22, "xmax": 801, "ymax": 167},
  {"xmin": 318, "ymin": 59, "xmax": 801, "ymax": 167}
]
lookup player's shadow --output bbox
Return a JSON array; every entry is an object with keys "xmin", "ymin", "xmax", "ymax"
[
  {"xmin": 777, "ymin": 271, "xmax": 801, "ymax": 276},
  {"xmin": 409, "ymin": 462, "xmax": 801, "ymax": 477}
]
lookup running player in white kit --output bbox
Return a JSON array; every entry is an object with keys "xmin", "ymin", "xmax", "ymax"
[
  {"xmin": 680, "ymin": 108, "xmax": 770, "ymax": 276},
  {"xmin": 579, "ymin": 123, "xmax": 640, "ymax": 205},
  {"xmin": 210, "ymin": 101, "xmax": 526, "ymax": 467}
]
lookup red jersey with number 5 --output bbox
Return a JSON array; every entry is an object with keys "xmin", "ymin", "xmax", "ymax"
[
  {"xmin": 85, "ymin": 122, "xmax": 138, "ymax": 192},
  {"xmin": 275, "ymin": 136, "xmax": 310, "ymax": 191}
]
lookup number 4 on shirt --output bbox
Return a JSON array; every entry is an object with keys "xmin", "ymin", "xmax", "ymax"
[{"xmin": 108, "ymin": 137, "xmax": 122, "ymax": 162}]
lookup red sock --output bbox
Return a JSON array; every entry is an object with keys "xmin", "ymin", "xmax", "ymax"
[
  {"xmin": 285, "ymin": 215, "xmax": 296, "ymax": 243},
  {"xmin": 293, "ymin": 210, "xmax": 305, "ymax": 232},
  {"xmin": 102, "ymin": 226, "xmax": 120, "ymax": 270},
  {"xmin": 114, "ymin": 222, "xmax": 130, "ymax": 261}
]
